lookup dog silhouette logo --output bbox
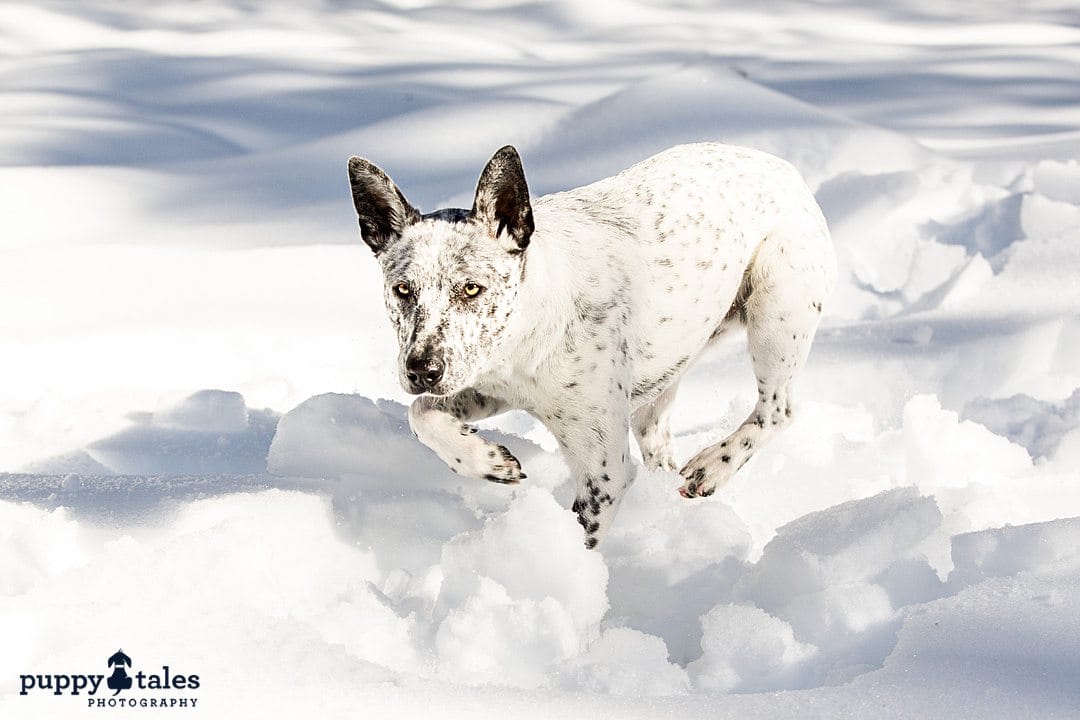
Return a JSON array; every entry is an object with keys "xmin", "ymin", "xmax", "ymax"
[{"xmin": 106, "ymin": 649, "xmax": 133, "ymax": 695}]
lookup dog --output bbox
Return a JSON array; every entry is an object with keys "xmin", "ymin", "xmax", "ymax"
[{"xmin": 347, "ymin": 143, "xmax": 836, "ymax": 548}]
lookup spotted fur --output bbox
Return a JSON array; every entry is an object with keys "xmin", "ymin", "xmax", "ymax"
[{"xmin": 347, "ymin": 143, "xmax": 836, "ymax": 548}]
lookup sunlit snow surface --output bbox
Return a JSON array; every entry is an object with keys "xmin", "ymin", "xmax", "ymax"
[{"xmin": 2, "ymin": 1, "xmax": 1080, "ymax": 717}]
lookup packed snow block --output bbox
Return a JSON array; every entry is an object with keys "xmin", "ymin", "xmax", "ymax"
[
  {"xmin": 1021, "ymin": 192, "xmax": 1080, "ymax": 242},
  {"xmin": 268, "ymin": 393, "xmax": 449, "ymax": 484},
  {"xmin": 434, "ymin": 577, "xmax": 582, "ymax": 689},
  {"xmin": 949, "ymin": 516, "xmax": 1080, "ymax": 588},
  {"xmin": 601, "ymin": 476, "xmax": 754, "ymax": 664},
  {"xmin": 86, "ymin": 390, "xmax": 277, "ymax": 475},
  {"xmin": 688, "ymin": 603, "xmax": 817, "ymax": 693},
  {"xmin": 869, "ymin": 568, "xmax": 1080, "ymax": 717},
  {"xmin": 434, "ymin": 488, "xmax": 608, "ymax": 688},
  {"xmin": 267, "ymin": 394, "xmax": 542, "ymax": 500},
  {"xmin": 734, "ymin": 488, "xmax": 943, "ymax": 648},
  {"xmin": 903, "ymin": 394, "xmax": 1032, "ymax": 489},
  {"xmin": 605, "ymin": 472, "xmax": 753, "ymax": 582},
  {"xmin": 561, "ymin": 627, "xmax": 690, "ymax": 696}
]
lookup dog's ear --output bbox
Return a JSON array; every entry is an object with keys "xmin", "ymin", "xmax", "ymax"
[
  {"xmin": 470, "ymin": 145, "xmax": 534, "ymax": 251},
  {"xmin": 347, "ymin": 156, "xmax": 421, "ymax": 254}
]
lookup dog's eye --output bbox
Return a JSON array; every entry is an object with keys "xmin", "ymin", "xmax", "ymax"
[
  {"xmin": 394, "ymin": 282, "xmax": 411, "ymax": 298},
  {"xmin": 463, "ymin": 282, "xmax": 484, "ymax": 299}
]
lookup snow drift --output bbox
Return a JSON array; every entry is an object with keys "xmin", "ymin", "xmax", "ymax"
[{"xmin": 3, "ymin": 0, "xmax": 1080, "ymax": 717}]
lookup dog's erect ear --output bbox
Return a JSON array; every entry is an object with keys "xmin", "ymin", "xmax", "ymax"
[
  {"xmin": 347, "ymin": 156, "xmax": 421, "ymax": 254},
  {"xmin": 470, "ymin": 146, "xmax": 534, "ymax": 251}
]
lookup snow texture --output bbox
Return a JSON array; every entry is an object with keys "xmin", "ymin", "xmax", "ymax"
[{"xmin": 2, "ymin": 0, "xmax": 1080, "ymax": 718}]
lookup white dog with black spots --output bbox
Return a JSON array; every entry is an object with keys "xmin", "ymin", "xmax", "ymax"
[{"xmin": 347, "ymin": 143, "xmax": 836, "ymax": 548}]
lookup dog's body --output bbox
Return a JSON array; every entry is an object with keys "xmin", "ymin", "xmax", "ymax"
[{"xmin": 348, "ymin": 143, "xmax": 836, "ymax": 548}]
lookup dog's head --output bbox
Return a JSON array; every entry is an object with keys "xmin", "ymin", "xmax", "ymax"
[{"xmin": 347, "ymin": 146, "xmax": 534, "ymax": 396}]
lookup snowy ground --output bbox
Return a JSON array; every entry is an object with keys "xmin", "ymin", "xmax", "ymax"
[{"xmin": 3, "ymin": 1, "xmax": 1080, "ymax": 717}]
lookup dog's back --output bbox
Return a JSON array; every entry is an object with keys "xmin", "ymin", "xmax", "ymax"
[{"xmin": 530, "ymin": 143, "xmax": 833, "ymax": 411}]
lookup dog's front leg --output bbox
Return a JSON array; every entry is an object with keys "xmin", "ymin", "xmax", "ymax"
[
  {"xmin": 547, "ymin": 387, "xmax": 635, "ymax": 549},
  {"xmin": 408, "ymin": 389, "xmax": 524, "ymax": 483}
]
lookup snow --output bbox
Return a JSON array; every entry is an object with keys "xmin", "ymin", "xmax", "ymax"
[{"xmin": 3, "ymin": 0, "xmax": 1080, "ymax": 717}]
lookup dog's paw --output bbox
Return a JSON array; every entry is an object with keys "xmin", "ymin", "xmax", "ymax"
[
  {"xmin": 481, "ymin": 444, "xmax": 525, "ymax": 484},
  {"xmin": 643, "ymin": 448, "xmax": 679, "ymax": 472},
  {"xmin": 677, "ymin": 464, "xmax": 715, "ymax": 498}
]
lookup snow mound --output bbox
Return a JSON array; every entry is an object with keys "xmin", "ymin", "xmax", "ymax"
[
  {"xmin": 524, "ymin": 59, "xmax": 927, "ymax": 195},
  {"xmin": 267, "ymin": 393, "xmax": 447, "ymax": 483},
  {"xmin": 435, "ymin": 488, "xmax": 608, "ymax": 687},
  {"xmin": 82, "ymin": 390, "xmax": 277, "ymax": 475},
  {"xmin": 735, "ymin": 488, "xmax": 943, "ymax": 678},
  {"xmin": 561, "ymin": 627, "xmax": 690, "ymax": 696},
  {"xmin": 4, "ymin": 0, "xmax": 1080, "ymax": 715},
  {"xmin": 903, "ymin": 394, "xmax": 1032, "ymax": 490},
  {"xmin": 689, "ymin": 603, "xmax": 817, "ymax": 693},
  {"xmin": 154, "ymin": 389, "xmax": 249, "ymax": 433},
  {"xmin": 268, "ymin": 393, "xmax": 545, "ymax": 494}
]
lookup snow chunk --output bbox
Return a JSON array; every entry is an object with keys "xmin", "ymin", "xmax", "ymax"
[
  {"xmin": 268, "ymin": 393, "xmax": 543, "ymax": 504},
  {"xmin": 1021, "ymin": 192, "xmax": 1080, "ymax": 241},
  {"xmin": 85, "ymin": 389, "xmax": 276, "ymax": 475},
  {"xmin": 562, "ymin": 627, "xmax": 689, "ymax": 696},
  {"xmin": 606, "ymin": 472, "xmax": 752, "ymax": 582},
  {"xmin": 435, "ymin": 577, "xmax": 581, "ymax": 688},
  {"xmin": 950, "ymin": 516, "xmax": 1080, "ymax": 587},
  {"xmin": 904, "ymin": 394, "xmax": 1032, "ymax": 489},
  {"xmin": 689, "ymin": 603, "xmax": 818, "ymax": 693},
  {"xmin": 434, "ymin": 488, "xmax": 608, "ymax": 687},
  {"xmin": 268, "ymin": 393, "xmax": 449, "ymax": 484},
  {"xmin": 736, "ymin": 488, "xmax": 943, "ymax": 649}
]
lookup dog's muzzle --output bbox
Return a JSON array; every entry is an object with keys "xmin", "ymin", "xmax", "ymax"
[{"xmin": 404, "ymin": 352, "xmax": 445, "ymax": 394}]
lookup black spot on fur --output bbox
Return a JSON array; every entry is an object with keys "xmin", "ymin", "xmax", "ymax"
[{"xmin": 631, "ymin": 355, "xmax": 690, "ymax": 400}]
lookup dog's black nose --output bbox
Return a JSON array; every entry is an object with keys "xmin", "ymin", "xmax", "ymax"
[{"xmin": 405, "ymin": 354, "xmax": 445, "ymax": 392}]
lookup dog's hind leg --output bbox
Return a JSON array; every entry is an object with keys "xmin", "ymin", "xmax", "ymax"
[
  {"xmin": 408, "ymin": 389, "xmax": 523, "ymax": 484},
  {"xmin": 632, "ymin": 380, "xmax": 680, "ymax": 471},
  {"xmin": 678, "ymin": 216, "xmax": 834, "ymax": 498}
]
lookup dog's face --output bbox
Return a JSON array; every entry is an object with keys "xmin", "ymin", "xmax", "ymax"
[{"xmin": 348, "ymin": 147, "xmax": 534, "ymax": 396}]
